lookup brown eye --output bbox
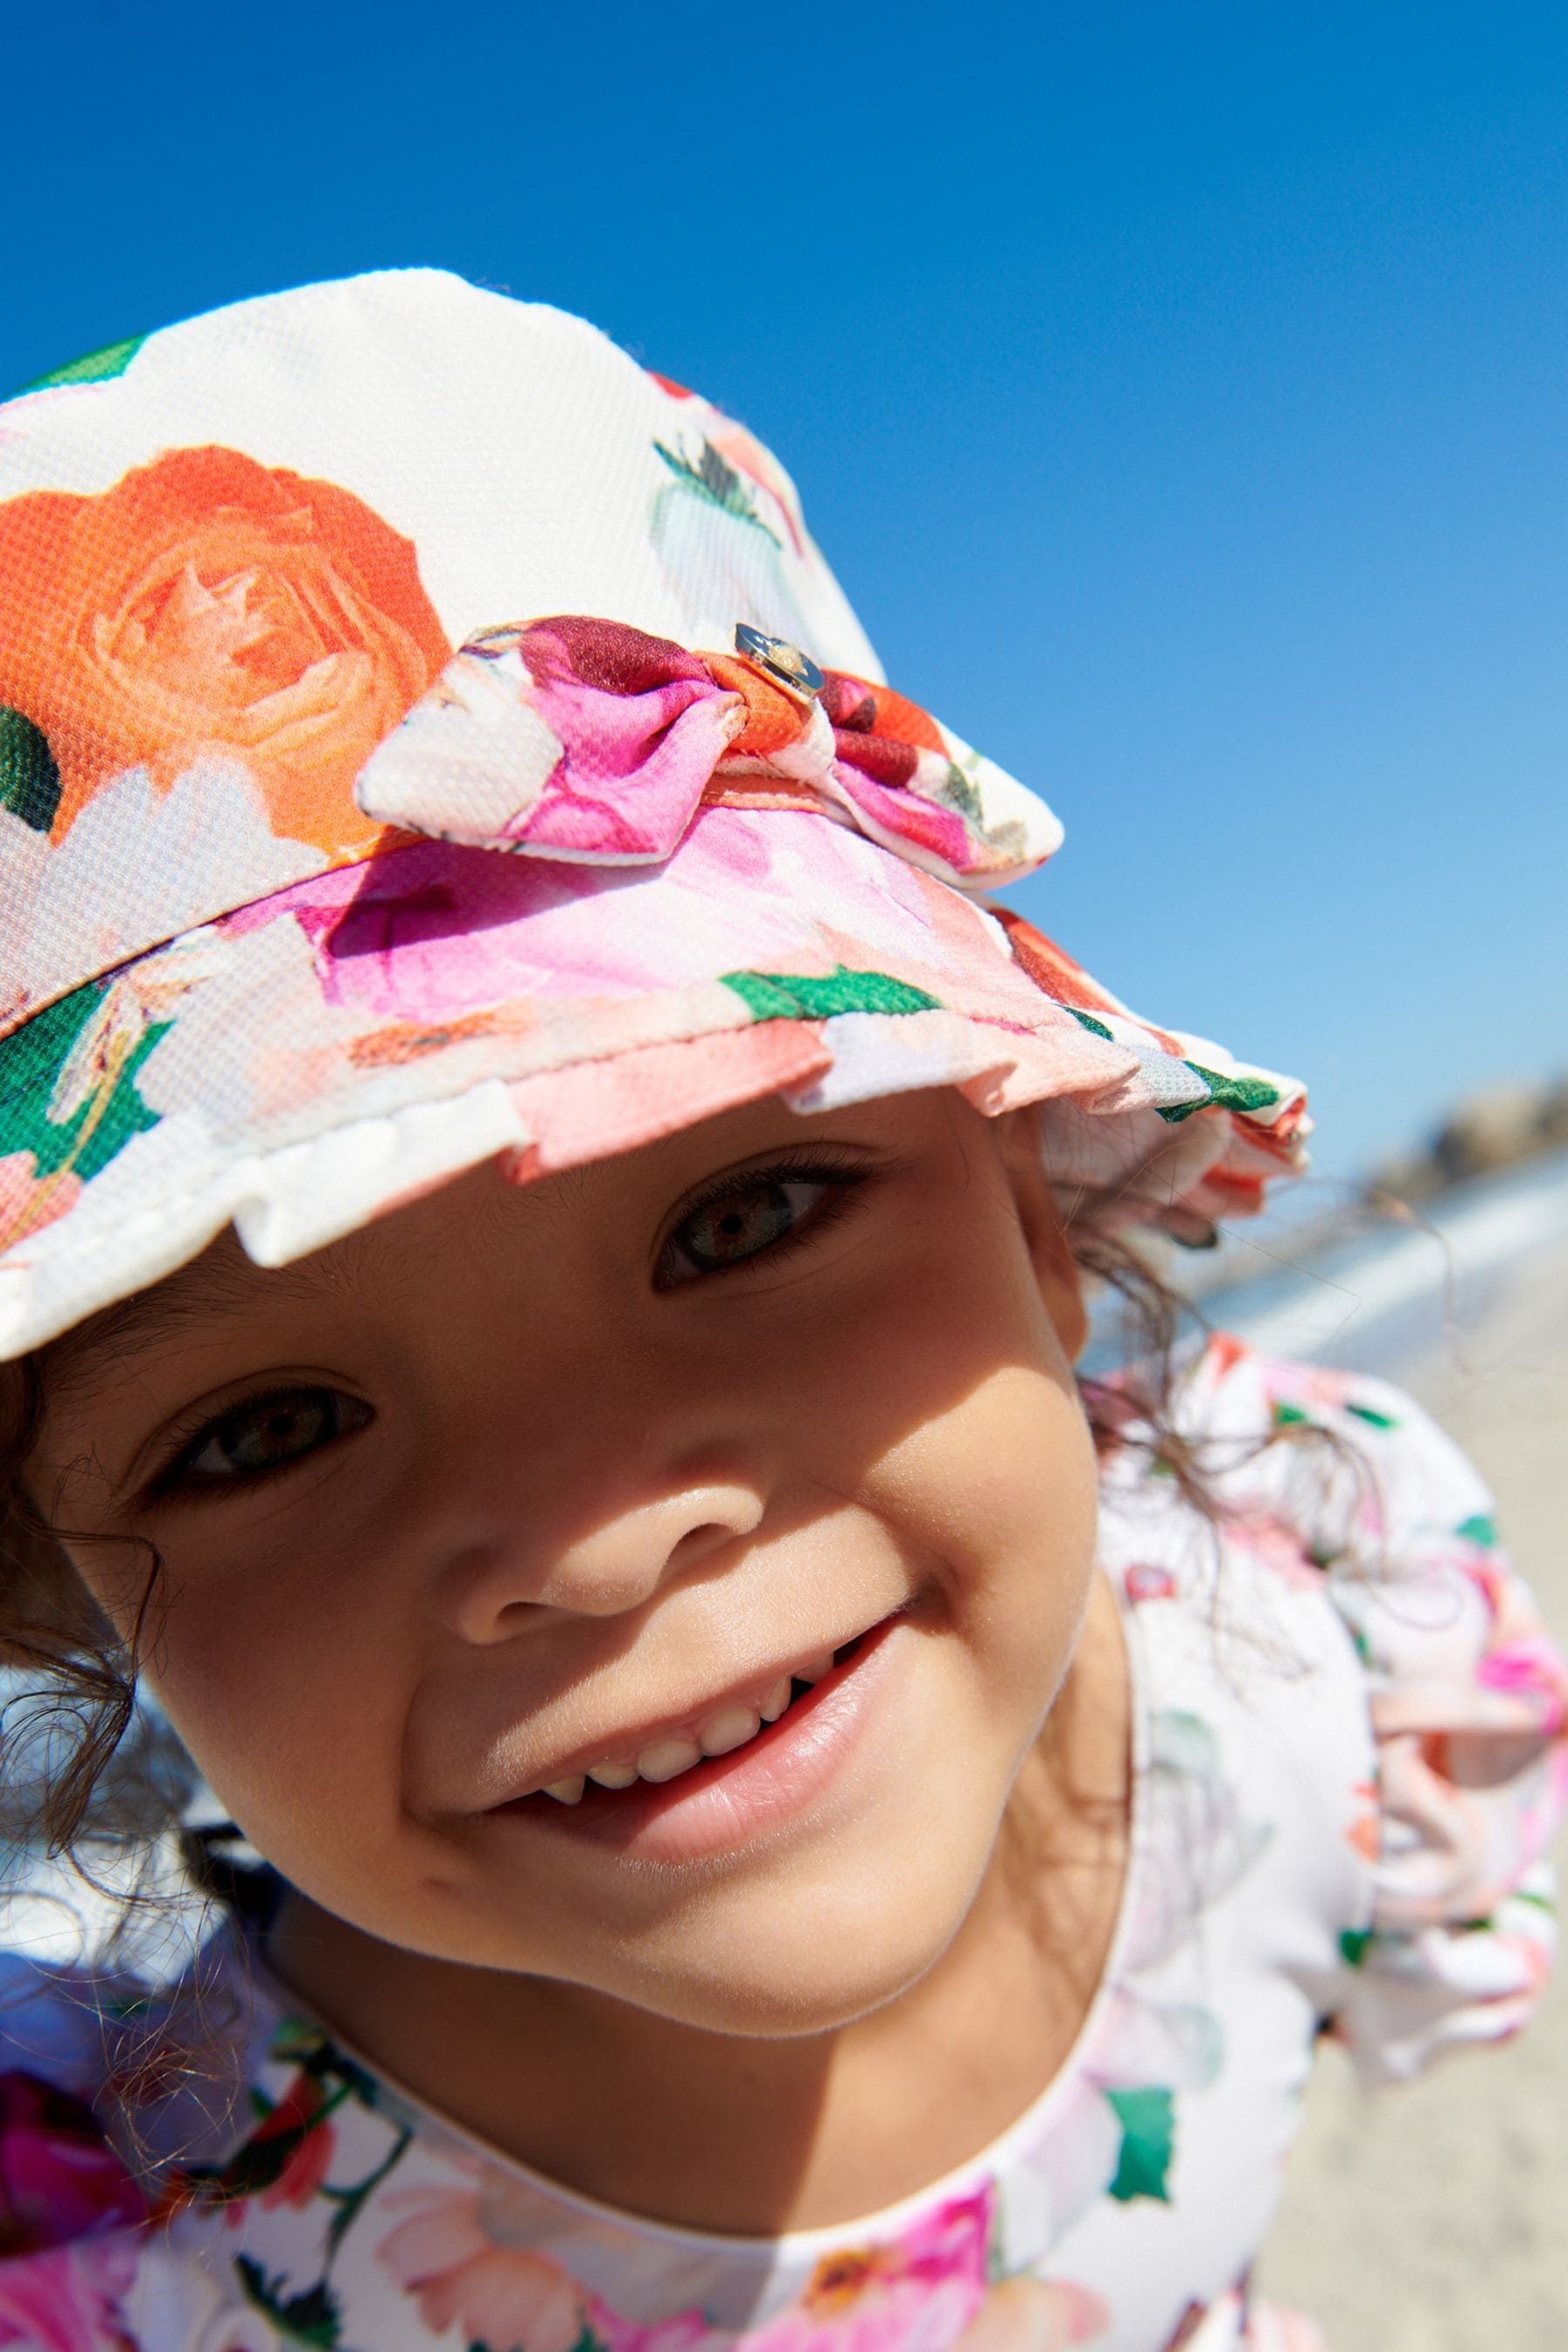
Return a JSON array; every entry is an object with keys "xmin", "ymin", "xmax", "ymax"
[
  {"xmin": 660, "ymin": 1173, "xmax": 851, "ymax": 1286},
  {"xmin": 681, "ymin": 1179, "xmax": 799, "ymax": 1270},
  {"xmin": 178, "ymin": 1388, "xmax": 372, "ymax": 1486}
]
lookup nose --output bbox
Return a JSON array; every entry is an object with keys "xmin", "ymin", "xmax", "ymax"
[{"xmin": 441, "ymin": 1482, "xmax": 767, "ymax": 1643}]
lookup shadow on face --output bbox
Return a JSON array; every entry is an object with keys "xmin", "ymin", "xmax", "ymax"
[{"xmin": 30, "ymin": 1087, "xmax": 1101, "ymax": 2058}]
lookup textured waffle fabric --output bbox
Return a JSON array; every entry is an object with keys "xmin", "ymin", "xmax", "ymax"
[{"xmin": 0, "ymin": 270, "xmax": 1308, "ymax": 1356}]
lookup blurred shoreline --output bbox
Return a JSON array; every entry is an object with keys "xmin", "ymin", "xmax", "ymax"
[{"xmin": 1196, "ymin": 1139, "xmax": 1568, "ymax": 1385}]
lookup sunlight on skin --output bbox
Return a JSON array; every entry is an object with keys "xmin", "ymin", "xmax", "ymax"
[{"xmin": 31, "ymin": 1090, "xmax": 1130, "ymax": 2233}]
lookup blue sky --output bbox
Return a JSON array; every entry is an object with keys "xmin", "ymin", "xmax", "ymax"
[{"xmin": 7, "ymin": 3, "xmax": 1565, "ymax": 1182}]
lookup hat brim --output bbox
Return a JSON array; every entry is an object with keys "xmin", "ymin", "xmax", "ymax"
[{"xmin": 0, "ymin": 807, "xmax": 1306, "ymax": 1360}]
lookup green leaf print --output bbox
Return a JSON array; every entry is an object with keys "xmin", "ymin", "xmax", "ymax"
[
  {"xmin": 937, "ymin": 761, "xmax": 984, "ymax": 826},
  {"xmin": 0, "ymin": 707, "xmax": 61, "ymax": 833},
  {"xmin": 1270, "ymin": 1401, "xmax": 1311, "ymax": 1429},
  {"xmin": 1339, "ymin": 1927, "xmax": 1375, "ymax": 1968},
  {"xmin": 469, "ymin": 2328, "xmax": 611, "ymax": 2352},
  {"xmin": 1158, "ymin": 1063, "xmax": 1283, "ymax": 1126},
  {"xmin": 321, "ymin": 2121, "xmax": 415, "ymax": 2255},
  {"xmin": 181, "ymin": 2024, "xmax": 395, "ymax": 2220},
  {"xmin": 1105, "ymin": 2085, "xmax": 1175, "ymax": 2202},
  {"xmin": 653, "ymin": 436, "xmax": 781, "ymax": 543},
  {"xmin": 235, "ymin": 2254, "xmax": 343, "ymax": 2348},
  {"xmin": 182, "ymin": 2113, "xmax": 328, "ymax": 2207},
  {"xmin": 274, "ymin": 2017, "xmax": 382, "ymax": 2109},
  {"xmin": 0, "ymin": 985, "xmax": 168, "ymax": 1183},
  {"xmin": 720, "ymin": 965, "xmax": 941, "ymax": 1021},
  {"xmin": 466, "ymin": 2336, "xmax": 612, "ymax": 2352},
  {"xmin": 1068, "ymin": 1007, "xmax": 1115, "ymax": 1043},
  {"xmin": 17, "ymin": 333, "xmax": 145, "ymax": 393},
  {"xmin": 1345, "ymin": 1402, "xmax": 1399, "ymax": 1430},
  {"xmin": 1456, "ymin": 1511, "xmax": 1499, "ymax": 1548}
]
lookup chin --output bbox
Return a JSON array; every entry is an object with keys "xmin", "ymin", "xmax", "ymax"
[
  {"xmin": 586, "ymin": 1857, "xmax": 987, "ymax": 2040},
  {"xmin": 614, "ymin": 1940, "xmax": 950, "ymax": 2039}
]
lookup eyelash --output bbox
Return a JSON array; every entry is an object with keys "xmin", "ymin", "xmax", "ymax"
[
  {"xmin": 141, "ymin": 1152, "xmax": 877, "ymax": 1503},
  {"xmin": 653, "ymin": 1151, "xmax": 874, "ymax": 1290},
  {"xmin": 145, "ymin": 1385, "xmax": 372, "ymax": 1504}
]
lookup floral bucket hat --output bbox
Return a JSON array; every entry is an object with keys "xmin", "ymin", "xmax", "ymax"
[{"xmin": 0, "ymin": 268, "xmax": 1308, "ymax": 1361}]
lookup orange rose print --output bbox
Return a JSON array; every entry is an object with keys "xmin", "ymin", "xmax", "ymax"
[{"xmin": 0, "ymin": 445, "xmax": 451, "ymax": 854}]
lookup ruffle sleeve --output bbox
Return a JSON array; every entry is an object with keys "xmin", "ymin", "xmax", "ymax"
[{"xmin": 1253, "ymin": 1360, "xmax": 1568, "ymax": 2086}]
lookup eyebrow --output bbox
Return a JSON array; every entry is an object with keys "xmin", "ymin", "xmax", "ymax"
[
  {"xmin": 39, "ymin": 1253, "xmax": 331, "ymax": 1408},
  {"xmin": 37, "ymin": 1159, "xmax": 570, "ymax": 1412}
]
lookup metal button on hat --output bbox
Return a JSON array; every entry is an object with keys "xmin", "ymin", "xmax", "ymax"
[
  {"xmin": 0, "ymin": 268, "xmax": 1307, "ymax": 1369},
  {"xmin": 733, "ymin": 623, "xmax": 825, "ymax": 700}
]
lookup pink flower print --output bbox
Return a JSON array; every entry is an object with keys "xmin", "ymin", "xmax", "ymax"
[
  {"xmin": 1201, "ymin": 1332, "xmax": 1249, "ymax": 1384},
  {"xmin": 1124, "ymin": 1564, "xmax": 1177, "ymax": 1605},
  {"xmin": 0, "ymin": 1152, "xmax": 82, "ymax": 1253},
  {"xmin": 251, "ymin": 2073, "xmax": 336, "ymax": 2214},
  {"xmin": 0, "ymin": 2233, "xmax": 142, "ymax": 2349},
  {"xmin": 1477, "ymin": 1637, "xmax": 1568, "ymax": 1734},
  {"xmin": 0, "ymin": 2072, "xmax": 146, "ymax": 2256},
  {"xmin": 1254, "ymin": 1361, "xmax": 1355, "ymax": 1419},
  {"xmin": 882, "ymin": 2185, "xmax": 993, "ymax": 2289},
  {"xmin": 1459, "ymin": 1550, "xmax": 1511, "ymax": 1620},
  {"xmin": 1345, "ymin": 1780, "xmax": 1381, "ymax": 1865},
  {"xmin": 746, "ymin": 2267, "xmax": 978, "ymax": 2352},
  {"xmin": 742, "ymin": 2188, "xmax": 995, "ymax": 2352},
  {"xmin": 1225, "ymin": 1515, "xmax": 1321, "ymax": 1592},
  {"xmin": 378, "ymin": 2179, "xmax": 592, "ymax": 2352},
  {"xmin": 356, "ymin": 618, "xmax": 747, "ymax": 864},
  {"xmin": 507, "ymin": 618, "xmax": 743, "ymax": 862},
  {"xmin": 430, "ymin": 2246, "xmax": 583, "ymax": 2352},
  {"xmin": 271, "ymin": 804, "xmax": 1016, "ymax": 1028},
  {"xmin": 600, "ymin": 2310, "xmax": 730, "ymax": 2352},
  {"xmin": 950, "ymin": 2276, "xmax": 1109, "ymax": 2352}
]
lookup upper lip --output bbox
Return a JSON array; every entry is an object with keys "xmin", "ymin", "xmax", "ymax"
[{"xmin": 484, "ymin": 1617, "xmax": 886, "ymax": 1806}]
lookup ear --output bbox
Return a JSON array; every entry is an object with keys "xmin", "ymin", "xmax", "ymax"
[{"xmin": 997, "ymin": 1109, "xmax": 1090, "ymax": 1363}]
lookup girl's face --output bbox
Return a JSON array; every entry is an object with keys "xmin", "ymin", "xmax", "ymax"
[{"xmin": 37, "ymin": 1091, "xmax": 1098, "ymax": 2037}]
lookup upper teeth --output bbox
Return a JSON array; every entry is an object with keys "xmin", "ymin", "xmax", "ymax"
[{"xmin": 539, "ymin": 1651, "xmax": 839, "ymax": 1802}]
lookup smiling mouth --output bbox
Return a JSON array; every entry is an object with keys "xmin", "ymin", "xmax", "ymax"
[{"xmin": 490, "ymin": 1628, "xmax": 882, "ymax": 1822}]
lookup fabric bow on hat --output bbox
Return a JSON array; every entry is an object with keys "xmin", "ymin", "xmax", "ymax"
[
  {"xmin": 355, "ymin": 614, "xmax": 1064, "ymax": 894},
  {"xmin": 0, "ymin": 268, "xmax": 1308, "ymax": 1369}
]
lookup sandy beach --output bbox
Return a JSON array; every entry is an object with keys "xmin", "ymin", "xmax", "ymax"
[{"xmin": 1252, "ymin": 1179, "xmax": 1568, "ymax": 2348}]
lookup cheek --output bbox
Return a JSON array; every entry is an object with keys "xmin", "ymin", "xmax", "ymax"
[
  {"xmin": 814, "ymin": 1298, "xmax": 1099, "ymax": 1740},
  {"xmin": 863, "ymin": 1363, "xmax": 1098, "ymax": 1669},
  {"xmin": 133, "ymin": 1542, "xmax": 415, "ymax": 1865},
  {"xmin": 799, "ymin": 1203, "xmax": 1097, "ymax": 1612}
]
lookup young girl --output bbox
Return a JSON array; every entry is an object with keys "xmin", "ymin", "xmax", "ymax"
[{"xmin": 0, "ymin": 270, "xmax": 1560, "ymax": 2352}]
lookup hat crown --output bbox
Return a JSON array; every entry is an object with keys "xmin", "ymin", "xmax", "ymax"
[
  {"xmin": 0, "ymin": 273, "xmax": 1306, "ymax": 1365},
  {"xmin": 0, "ymin": 270, "xmax": 896, "ymax": 1036}
]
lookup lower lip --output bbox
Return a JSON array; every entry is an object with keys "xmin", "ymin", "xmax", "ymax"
[{"xmin": 487, "ymin": 1619, "xmax": 902, "ymax": 1864}]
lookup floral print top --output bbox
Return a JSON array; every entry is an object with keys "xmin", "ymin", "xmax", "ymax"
[{"xmin": 0, "ymin": 1342, "xmax": 1562, "ymax": 2352}]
